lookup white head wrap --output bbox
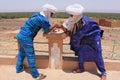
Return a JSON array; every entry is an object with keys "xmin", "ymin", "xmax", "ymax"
[
  {"xmin": 40, "ymin": 4, "xmax": 57, "ymax": 25},
  {"xmin": 63, "ymin": 4, "xmax": 84, "ymax": 31},
  {"xmin": 66, "ymin": 4, "xmax": 84, "ymax": 15},
  {"xmin": 42, "ymin": 4, "xmax": 57, "ymax": 13}
]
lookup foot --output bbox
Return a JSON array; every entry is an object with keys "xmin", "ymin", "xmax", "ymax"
[
  {"xmin": 72, "ymin": 68, "xmax": 84, "ymax": 73},
  {"xmin": 35, "ymin": 74, "xmax": 46, "ymax": 80},
  {"xmin": 101, "ymin": 75, "xmax": 106, "ymax": 80},
  {"xmin": 16, "ymin": 64, "xmax": 26, "ymax": 73},
  {"xmin": 16, "ymin": 67, "xmax": 24, "ymax": 73}
]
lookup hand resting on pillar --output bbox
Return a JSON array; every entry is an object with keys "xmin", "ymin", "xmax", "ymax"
[{"xmin": 48, "ymin": 24, "xmax": 70, "ymax": 35}]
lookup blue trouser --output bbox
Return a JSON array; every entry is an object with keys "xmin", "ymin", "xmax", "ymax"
[
  {"xmin": 16, "ymin": 35, "xmax": 39, "ymax": 78},
  {"xmin": 78, "ymin": 50, "xmax": 106, "ymax": 76}
]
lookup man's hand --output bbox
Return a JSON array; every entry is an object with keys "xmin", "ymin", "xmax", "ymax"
[{"xmin": 48, "ymin": 24, "xmax": 67, "ymax": 34}]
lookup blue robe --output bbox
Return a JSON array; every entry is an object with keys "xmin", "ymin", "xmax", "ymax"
[
  {"xmin": 70, "ymin": 16, "xmax": 106, "ymax": 75},
  {"xmin": 16, "ymin": 12, "xmax": 50, "ymax": 78}
]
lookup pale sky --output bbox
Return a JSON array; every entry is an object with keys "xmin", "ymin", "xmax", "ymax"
[{"xmin": 0, "ymin": 0, "xmax": 120, "ymax": 13}]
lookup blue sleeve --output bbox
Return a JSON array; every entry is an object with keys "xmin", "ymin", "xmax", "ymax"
[
  {"xmin": 42, "ymin": 22, "xmax": 51, "ymax": 33},
  {"xmin": 76, "ymin": 22, "xmax": 101, "ymax": 39}
]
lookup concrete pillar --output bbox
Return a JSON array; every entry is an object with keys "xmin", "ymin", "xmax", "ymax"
[{"xmin": 44, "ymin": 33, "xmax": 67, "ymax": 69}]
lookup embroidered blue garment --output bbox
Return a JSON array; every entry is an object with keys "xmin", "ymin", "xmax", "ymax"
[
  {"xmin": 16, "ymin": 12, "xmax": 50, "ymax": 78},
  {"xmin": 70, "ymin": 16, "xmax": 102, "ymax": 60},
  {"xmin": 70, "ymin": 16, "xmax": 106, "ymax": 75},
  {"xmin": 18, "ymin": 12, "xmax": 50, "ymax": 38}
]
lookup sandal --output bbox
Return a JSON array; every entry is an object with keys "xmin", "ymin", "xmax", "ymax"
[
  {"xmin": 36, "ymin": 74, "xmax": 47, "ymax": 80},
  {"xmin": 101, "ymin": 75, "xmax": 106, "ymax": 80},
  {"xmin": 72, "ymin": 68, "xmax": 84, "ymax": 73}
]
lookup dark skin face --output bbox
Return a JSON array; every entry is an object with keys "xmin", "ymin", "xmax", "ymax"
[
  {"xmin": 69, "ymin": 14, "xmax": 73, "ymax": 17},
  {"xmin": 50, "ymin": 12, "xmax": 54, "ymax": 17}
]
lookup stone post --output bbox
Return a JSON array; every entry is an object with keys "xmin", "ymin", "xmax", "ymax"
[{"xmin": 44, "ymin": 33, "xmax": 67, "ymax": 69}]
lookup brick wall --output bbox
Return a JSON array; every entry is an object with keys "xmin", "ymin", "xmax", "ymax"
[{"xmin": 99, "ymin": 19, "xmax": 112, "ymax": 27}]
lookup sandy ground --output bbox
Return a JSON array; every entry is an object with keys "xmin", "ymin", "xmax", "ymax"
[{"xmin": 0, "ymin": 65, "xmax": 120, "ymax": 80}]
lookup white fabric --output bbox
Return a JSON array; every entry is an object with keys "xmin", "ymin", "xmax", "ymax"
[
  {"xmin": 66, "ymin": 4, "xmax": 84, "ymax": 15},
  {"xmin": 40, "ymin": 11, "xmax": 45, "ymax": 17},
  {"xmin": 40, "ymin": 11, "xmax": 52, "ymax": 25},
  {"xmin": 63, "ymin": 15, "xmax": 81, "ymax": 31},
  {"xmin": 40, "ymin": 11, "xmax": 51, "ymax": 20},
  {"xmin": 63, "ymin": 4, "xmax": 84, "ymax": 31},
  {"xmin": 42, "ymin": 4, "xmax": 57, "ymax": 13},
  {"xmin": 40, "ymin": 4, "xmax": 57, "ymax": 25}
]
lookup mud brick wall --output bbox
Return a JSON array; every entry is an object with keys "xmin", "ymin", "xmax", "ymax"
[
  {"xmin": 99, "ymin": 19, "xmax": 105, "ymax": 26},
  {"xmin": 99, "ymin": 19, "xmax": 120, "ymax": 27},
  {"xmin": 111, "ymin": 20, "xmax": 120, "ymax": 27},
  {"xmin": 105, "ymin": 20, "xmax": 112, "ymax": 27},
  {"xmin": 99, "ymin": 19, "xmax": 112, "ymax": 27}
]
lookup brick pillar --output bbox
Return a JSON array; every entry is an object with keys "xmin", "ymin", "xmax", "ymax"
[{"xmin": 44, "ymin": 34, "xmax": 67, "ymax": 69}]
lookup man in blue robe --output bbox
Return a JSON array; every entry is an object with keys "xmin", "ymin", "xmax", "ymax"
[
  {"xmin": 62, "ymin": 4, "xmax": 106, "ymax": 80},
  {"xmin": 16, "ymin": 4, "xmax": 57, "ymax": 80}
]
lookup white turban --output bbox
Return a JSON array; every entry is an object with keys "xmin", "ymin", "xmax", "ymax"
[
  {"xmin": 42, "ymin": 4, "xmax": 57, "ymax": 13},
  {"xmin": 40, "ymin": 4, "xmax": 57, "ymax": 26},
  {"xmin": 66, "ymin": 4, "xmax": 84, "ymax": 15},
  {"xmin": 63, "ymin": 4, "xmax": 84, "ymax": 31}
]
